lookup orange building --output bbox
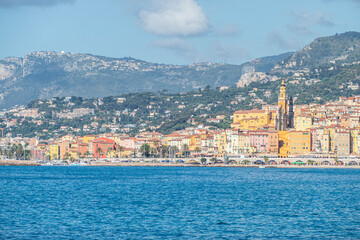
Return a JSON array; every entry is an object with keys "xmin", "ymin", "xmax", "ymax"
[
  {"xmin": 77, "ymin": 143, "xmax": 89, "ymax": 158},
  {"xmin": 268, "ymin": 130, "xmax": 279, "ymax": 154},
  {"xmin": 289, "ymin": 131, "xmax": 311, "ymax": 155},
  {"xmin": 59, "ymin": 141, "xmax": 71, "ymax": 159},
  {"xmin": 92, "ymin": 137, "xmax": 117, "ymax": 159}
]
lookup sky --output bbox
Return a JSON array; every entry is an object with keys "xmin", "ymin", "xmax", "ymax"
[{"xmin": 0, "ymin": 0, "xmax": 359, "ymax": 65}]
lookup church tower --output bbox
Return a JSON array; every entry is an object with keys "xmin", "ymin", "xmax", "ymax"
[
  {"xmin": 278, "ymin": 78, "xmax": 287, "ymax": 114},
  {"xmin": 275, "ymin": 78, "xmax": 292, "ymax": 130}
]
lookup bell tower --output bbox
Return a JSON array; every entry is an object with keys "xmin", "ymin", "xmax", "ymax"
[
  {"xmin": 278, "ymin": 78, "xmax": 287, "ymax": 115},
  {"xmin": 275, "ymin": 78, "xmax": 289, "ymax": 131}
]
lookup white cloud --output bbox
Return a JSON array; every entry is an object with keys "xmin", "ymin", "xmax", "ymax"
[{"xmin": 138, "ymin": 0, "xmax": 209, "ymax": 37}]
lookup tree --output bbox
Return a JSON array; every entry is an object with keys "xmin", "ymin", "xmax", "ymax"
[
  {"xmin": 263, "ymin": 156, "xmax": 269, "ymax": 165},
  {"xmin": 96, "ymin": 147, "xmax": 102, "ymax": 159},
  {"xmin": 106, "ymin": 147, "xmax": 112, "ymax": 158},
  {"xmin": 117, "ymin": 145, "xmax": 124, "ymax": 158},
  {"xmin": 210, "ymin": 157, "xmax": 217, "ymax": 164},
  {"xmin": 161, "ymin": 145, "xmax": 169, "ymax": 158},
  {"xmin": 307, "ymin": 159, "xmax": 315, "ymax": 165},
  {"xmin": 200, "ymin": 157, "xmax": 207, "ymax": 165},
  {"xmin": 182, "ymin": 144, "xmax": 190, "ymax": 158},
  {"xmin": 194, "ymin": 147, "xmax": 201, "ymax": 155},
  {"xmin": 242, "ymin": 159, "xmax": 251, "ymax": 165},
  {"xmin": 63, "ymin": 152, "xmax": 71, "ymax": 160},
  {"xmin": 140, "ymin": 144, "xmax": 151, "ymax": 157},
  {"xmin": 150, "ymin": 147, "xmax": 157, "ymax": 157}
]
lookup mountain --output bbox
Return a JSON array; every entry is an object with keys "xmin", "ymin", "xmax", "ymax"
[
  {"xmin": 273, "ymin": 31, "xmax": 360, "ymax": 72},
  {"xmin": 0, "ymin": 31, "xmax": 359, "ymax": 109},
  {"xmin": 0, "ymin": 51, "xmax": 290, "ymax": 109},
  {"xmin": 0, "ymin": 52, "xmax": 243, "ymax": 109}
]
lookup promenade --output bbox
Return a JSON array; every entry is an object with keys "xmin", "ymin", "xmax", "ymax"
[{"xmin": 2, "ymin": 158, "xmax": 360, "ymax": 168}]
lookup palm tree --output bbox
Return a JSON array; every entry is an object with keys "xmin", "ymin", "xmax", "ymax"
[
  {"xmin": 194, "ymin": 147, "xmax": 201, "ymax": 156},
  {"xmin": 140, "ymin": 144, "xmax": 151, "ymax": 157},
  {"xmin": 210, "ymin": 157, "xmax": 217, "ymax": 164},
  {"xmin": 161, "ymin": 145, "xmax": 169, "ymax": 158},
  {"xmin": 96, "ymin": 147, "xmax": 102, "ymax": 159},
  {"xmin": 106, "ymin": 147, "xmax": 112, "ymax": 158},
  {"xmin": 263, "ymin": 156, "xmax": 269, "ymax": 165},
  {"xmin": 63, "ymin": 152, "xmax": 71, "ymax": 160},
  {"xmin": 182, "ymin": 144, "xmax": 189, "ymax": 151},
  {"xmin": 307, "ymin": 159, "xmax": 315, "ymax": 165},
  {"xmin": 150, "ymin": 147, "xmax": 157, "ymax": 157},
  {"xmin": 117, "ymin": 145, "xmax": 124, "ymax": 158},
  {"xmin": 242, "ymin": 159, "xmax": 251, "ymax": 165}
]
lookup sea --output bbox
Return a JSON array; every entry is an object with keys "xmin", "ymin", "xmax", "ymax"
[{"xmin": 0, "ymin": 166, "xmax": 360, "ymax": 239}]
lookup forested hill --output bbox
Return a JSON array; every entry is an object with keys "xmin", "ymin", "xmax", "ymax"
[
  {"xmin": 1, "ymin": 60, "xmax": 360, "ymax": 139},
  {"xmin": 0, "ymin": 51, "xmax": 290, "ymax": 109},
  {"xmin": 0, "ymin": 31, "xmax": 359, "ymax": 110}
]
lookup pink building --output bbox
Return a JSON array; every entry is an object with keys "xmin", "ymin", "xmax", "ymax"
[
  {"xmin": 249, "ymin": 130, "xmax": 269, "ymax": 153},
  {"xmin": 121, "ymin": 137, "xmax": 136, "ymax": 150}
]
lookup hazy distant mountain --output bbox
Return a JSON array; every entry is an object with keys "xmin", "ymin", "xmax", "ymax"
[
  {"xmin": 0, "ymin": 31, "xmax": 359, "ymax": 109},
  {"xmin": 0, "ymin": 51, "xmax": 288, "ymax": 109},
  {"xmin": 273, "ymin": 31, "xmax": 360, "ymax": 72}
]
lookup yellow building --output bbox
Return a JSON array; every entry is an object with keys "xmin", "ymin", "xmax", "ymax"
[
  {"xmin": 295, "ymin": 114, "xmax": 312, "ymax": 131},
  {"xmin": 106, "ymin": 149, "xmax": 117, "ymax": 158},
  {"xmin": 83, "ymin": 135, "xmax": 97, "ymax": 144},
  {"xmin": 49, "ymin": 143, "xmax": 60, "ymax": 160},
  {"xmin": 351, "ymin": 128, "xmax": 360, "ymax": 154},
  {"xmin": 189, "ymin": 135, "xmax": 201, "ymax": 152},
  {"xmin": 278, "ymin": 131, "xmax": 290, "ymax": 157},
  {"xmin": 232, "ymin": 107, "xmax": 275, "ymax": 130},
  {"xmin": 214, "ymin": 131, "xmax": 227, "ymax": 154},
  {"xmin": 288, "ymin": 131, "xmax": 311, "ymax": 155},
  {"xmin": 238, "ymin": 133, "xmax": 254, "ymax": 153},
  {"xmin": 69, "ymin": 147, "xmax": 79, "ymax": 160},
  {"xmin": 324, "ymin": 127, "xmax": 336, "ymax": 153}
]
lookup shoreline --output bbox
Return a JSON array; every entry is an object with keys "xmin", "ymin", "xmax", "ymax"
[
  {"xmin": 1, "ymin": 160, "xmax": 360, "ymax": 169},
  {"xmin": 0, "ymin": 160, "xmax": 40, "ymax": 166},
  {"xmin": 90, "ymin": 162, "xmax": 360, "ymax": 169}
]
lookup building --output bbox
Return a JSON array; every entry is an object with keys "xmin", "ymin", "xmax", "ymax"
[
  {"xmin": 59, "ymin": 141, "xmax": 71, "ymax": 159},
  {"xmin": 289, "ymin": 131, "xmax": 311, "ymax": 155},
  {"xmin": 334, "ymin": 131, "xmax": 350, "ymax": 156},
  {"xmin": 275, "ymin": 79, "xmax": 294, "ymax": 130},
  {"xmin": 232, "ymin": 107, "xmax": 275, "ymax": 130},
  {"xmin": 92, "ymin": 137, "xmax": 117, "ymax": 159},
  {"xmin": 249, "ymin": 130, "xmax": 269, "ymax": 153},
  {"xmin": 49, "ymin": 143, "xmax": 60, "ymax": 160}
]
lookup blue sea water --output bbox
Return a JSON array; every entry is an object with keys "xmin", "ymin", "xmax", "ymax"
[{"xmin": 1, "ymin": 167, "xmax": 360, "ymax": 239}]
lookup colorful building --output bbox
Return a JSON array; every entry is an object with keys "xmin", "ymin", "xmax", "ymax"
[
  {"xmin": 92, "ymin": 137, "xmax": 117, "ymax": 159},
  {"xmin": 289, "ymin": 131, "xmax": 311, "ymax": 155},
  {"xmin": 49, "ymin": 143, "xmax": 59, "ymax": 160}
]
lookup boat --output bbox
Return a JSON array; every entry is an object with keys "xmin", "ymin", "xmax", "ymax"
[{"xmin": 259, "ymin": 166, "xmax": 266, "ymax": 168}]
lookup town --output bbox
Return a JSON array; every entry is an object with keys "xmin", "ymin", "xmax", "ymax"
[{"xmin": 1, "ymin": 79, "xmax": 360, "ymax": 166}]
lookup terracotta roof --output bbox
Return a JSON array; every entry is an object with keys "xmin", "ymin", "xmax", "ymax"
[{"xmin": 234, "ymin": 109, "xmax": 265, "ymax": 114}]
